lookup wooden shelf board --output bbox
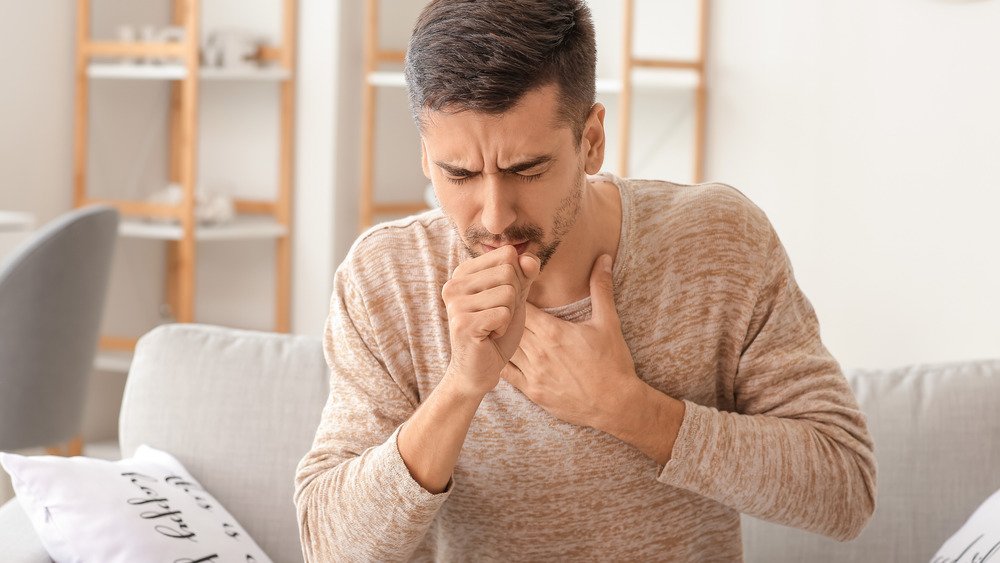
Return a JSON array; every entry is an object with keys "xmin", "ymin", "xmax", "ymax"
[
  {"xmin": 372, "ymin": 202, "xmax": 431, "ymax": 216},
  {"xmin": 367, "ymin": 71, "xmax": 407, "ymax": 88},
  {"xmin": 94, "ymin": 350, "xmax": 133, "ymax": 374},
  {"xmin": 118, "ymin": 216, "xmax": 288, "ymax": 241},
  {"xmin": 87, "ymin": 63, "xmax": 291, "ymax": 81},
  {"xmin": 88, "ymin": 63, "xmax": 186, "ymax": 80},
  {"xmin": 85, "ymin": 41, "xmax": 185, "ymax": 59},
  {"xmin": 597, "ymin": 68, "xmax": 701, "ymax": 93}
]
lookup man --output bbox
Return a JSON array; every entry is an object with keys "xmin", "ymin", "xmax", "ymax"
[{"xmin": 294, "ymin": 0, "xmax": 877, "ymax": 561}]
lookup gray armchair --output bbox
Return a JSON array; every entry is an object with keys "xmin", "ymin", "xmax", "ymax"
[{"xmin": 0, "ymin": 205, "xmax": 119, "ymax": 453}]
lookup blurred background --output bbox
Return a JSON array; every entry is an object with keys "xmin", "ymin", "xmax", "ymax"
[{"xmin": 1, "ymin": 0, "xmax": 998, "ymax": 474}]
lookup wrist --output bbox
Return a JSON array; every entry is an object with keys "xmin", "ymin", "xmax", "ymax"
[
  {"xmin": 598, "ymin": 378, "xmax": 684, "ymax": 466},
  {"xmin": 441, "ymin": 365, "xmax": 491, "ymax": 404},
  {"xmin": 593, "ymin": 376, "xmax": 648, "ymax": 434}
]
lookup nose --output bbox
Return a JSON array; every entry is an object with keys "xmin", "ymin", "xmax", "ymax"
[{"xmin": 479, "ymin": 174, "xmax": 517, "ymax": 237}]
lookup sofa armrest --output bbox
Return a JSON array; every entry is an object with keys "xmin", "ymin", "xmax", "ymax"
[{"xmin": 0, "ymin": 498, "xmax": 52, "ymax": 562}]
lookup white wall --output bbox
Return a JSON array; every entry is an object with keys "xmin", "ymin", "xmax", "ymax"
[
  {"xmin": 706, "ymin": 0, "xmax": 1000, "ymax": 370},
  {"xmin": 0, "ymin": 4, "xmax": 75, "ymax": 220},
  {"xmin": 293, "ymin": 0, "xmax": 339, "ymax": 338},
  {"xmin": 2, "ymin": 1, "xmax": 999, "ymax": 446},
  {"xmin": 339, "ymin": 0, "xmax": 1000, "ymax": 371}
]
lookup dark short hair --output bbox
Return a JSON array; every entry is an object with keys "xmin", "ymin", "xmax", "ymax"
[{"xmin": 403, "ymin": 0, "xmax": 597, "ymax": 145}]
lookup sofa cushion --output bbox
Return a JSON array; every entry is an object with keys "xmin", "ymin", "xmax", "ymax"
[
  {"xmin": 0, "ymin": 445, "xmax": 270, "ymax": 562},
  {"xmin": 118, "ymin": 324, "xmax": 328, "ymax": 563},
  {"xmin": 742, "ymin": 357, "xmax": 1000, "ymax": 562},
  {"xmin": 931, "ymin": 485, "xmax": 1000, "ymax": 561},
  {"xmin": 0, "ymin": 498, "xmax": 50, "ymax": 562}
]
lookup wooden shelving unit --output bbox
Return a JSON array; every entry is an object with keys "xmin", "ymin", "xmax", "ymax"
[
  {"xmin": 618, "ymin": 0, "xmax": 709, "ymax": 180},
  {"xmin": 357, "ymin": 0, "xmax": 710, "ymax": 231},
  {"xmin": 358, "ymin": 0, "xmax": 425, "ymax": 232},
  {"xmin": 73, "ymin": 0, "xmax": 297, "ymax": 371}
]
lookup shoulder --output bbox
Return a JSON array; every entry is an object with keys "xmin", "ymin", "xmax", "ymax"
[
  {"xmin": 626, "ymin": 177, "xmax": 776, "ymax": 254},
  {"xmin": 351, "ymin": 208, "xmax": 452, "ymax": 259},
  {"xmin": 337, "ymin": 208, "xmax": 455, "ymax": 296},
  {"xmin": 629, "ymin": 178, "xmax": 768, "ymax": 229},
  {"xmin": 617, "ymin": 178, "xmax": 780, "ymax": 294}
]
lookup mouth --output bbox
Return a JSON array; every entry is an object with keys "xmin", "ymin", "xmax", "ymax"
[{"xmin": 482, "ymin": 241, "xmax": 530, "ymax": 255}]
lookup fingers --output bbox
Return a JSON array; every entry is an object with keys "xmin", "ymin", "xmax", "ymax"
[
  {"xmin": 443, "ymin": 244, "xmax": 541, "ymax": 358},
  {"xmin": 453, "ymin": 244, "xmax": 522, "ymax": 280},
  {"xmin": 510, "ymin": 345, "xmax": 531, "ymax": 369},
  {"xmin": 447, "ymin": 284, "xmax": 518, "ymax": 338},
  {"xmin": 445, "ymin": 247, "xmax": 540, "ymax": 303},
  {"xmin": 442, "ymin": 263, "xmax": 519, "ymax": 302},
  {"xmin": 518, "ymin": 253, "xmax": 541, "ymax": 284},
  {"xmin": 452, "ymin": 306, "xmax": 513, "ymax": 341},
  {"xmin": 500, "ymin": 360, "xmax": 528, "ymax": 393}
]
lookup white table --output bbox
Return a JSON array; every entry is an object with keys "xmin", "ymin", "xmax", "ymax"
[
  {"xmin": 0, "ymin": 211, "xmax": 35, "ymax": 233},
  {"xmin": 0, "ymin": 211, "xmax": 36, "ymax": 261}
]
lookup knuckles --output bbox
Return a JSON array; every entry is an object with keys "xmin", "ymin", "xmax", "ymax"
[
  {"xmin": 500, "ymin": 263, "xmax": 518, "ymax": 286},
  {"xmin": 496, "ymin": 306, "xmax": 512, "ymax": 324},
  {"xmin": 500, "ymin": 284, "xmax": 517, "ymax": 304}
]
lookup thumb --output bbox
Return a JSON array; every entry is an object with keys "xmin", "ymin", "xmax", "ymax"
[
  {"xmin": 518, "ymin": 253, "xmax": 541, "ymax": 292},
  {"xmin": 589, "ymin": 254, "xmax": 618, "ymax": 326}
]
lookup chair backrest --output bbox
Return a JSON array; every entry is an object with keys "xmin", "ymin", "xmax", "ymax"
[
  {"xmin": 0, "ymin": 205, "xmax": 119, "ymax": 451},
  {"xmin": 118, "ymin": 323, "xmax": 328, "ymax": 563},
  {"xmin": 742, "ymin": 357, "xmax": 1000, "ymax": 562}
]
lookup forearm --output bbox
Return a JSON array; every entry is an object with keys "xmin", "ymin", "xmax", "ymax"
[
  {"xmin": 595, "ymin": 379, "xmax": 686, "ymax": 467},
  {"xmin": 657, "ymin": 401, "xmax": 877, "ymax": 541},
  {"xmin": 295, "ymin": 423, "xmax": 454, "ymax": 562},
  {"xmin": 593, "ymin": 380, "xmax": 875, "ymax": 541},
  {"xmin": 397, "ymin": 367, "xmax": 485, "ymax": 494}
]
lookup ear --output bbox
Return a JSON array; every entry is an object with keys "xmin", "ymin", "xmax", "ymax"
[
  {"xmin": 581, "ymin": 102, "xmax": 606, "ymax": 175},
  {"xmin": 420, "ymin": 140, "xmax": 431, "ymax": 179}
]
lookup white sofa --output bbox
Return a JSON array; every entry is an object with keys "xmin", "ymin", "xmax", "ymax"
[{"xmin": 1, "ymin": 323, "xmax": 997, "ymax": 562}]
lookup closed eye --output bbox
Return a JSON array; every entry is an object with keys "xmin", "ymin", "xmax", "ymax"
[
  {"xmin": 445, "ymin": 174, "xmax": 474, "ymax": 185},
  {"xmin": 445, "ymin": 171, "xmax": 544, "ymax": 185},
  {"xmin": 516, "ymin": 171, "xmax": 544, "ymax": 182}
]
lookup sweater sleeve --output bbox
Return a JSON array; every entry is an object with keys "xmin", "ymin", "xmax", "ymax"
[
  {"xmin": 656, "ymin": 227, "xmax": 878, "ymax": 542},
  {"xmin": 293, "ymin": 263, "xmax": 452, "ymax": 562}
]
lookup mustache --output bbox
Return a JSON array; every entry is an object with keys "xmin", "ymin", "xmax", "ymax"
[{"xmin": 466, "ymin": 224, "xmax": 544, "ymax": 245}]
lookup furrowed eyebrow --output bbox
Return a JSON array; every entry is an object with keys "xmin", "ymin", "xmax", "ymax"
[
  {"xmin": 434, "ymin": 162, "xmax": 476, "ymax": 176},
  {"xmin": 502, "ymin": 155, "xmax": 554, "ymax": 174},
  {"xmin": 434, "ymin": 155, "xmax": 554, "ymax": 176}
]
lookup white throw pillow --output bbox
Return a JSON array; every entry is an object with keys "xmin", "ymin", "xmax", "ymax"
[
  {"xmin": 0, "ymin": 444, "xmax": 271, "ymax": 562},
  {"xmin": 930, "ymin": 486, "xmax": 1000, "ymax": 563}
]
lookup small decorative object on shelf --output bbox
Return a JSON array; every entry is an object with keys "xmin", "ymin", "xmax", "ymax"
[
  {"xmin": 202, "ymin": 29, "xmax": 270, "ymax": 70},
  {"xmin": 142, "ymin": 183, "xmax": 236, "ymax": 226},
  {"xmin": 110, "ymin": 24, "xmax": 278, "ymax": 73},
  {"xmin": 114, "ymin": 25, "xmax": 186, "ymax": 65},
  {"xmin": 115, "ymin": 26, "xmax": 139, "ymax": 64},
  {"xmin": 75, "ymin": 0, "xmax": 297, "ymax": 346}
]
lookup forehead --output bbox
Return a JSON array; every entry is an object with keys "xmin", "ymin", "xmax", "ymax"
[{"xmin": 419, "ymin": 84, "xmax": 572, "ymax": 158}]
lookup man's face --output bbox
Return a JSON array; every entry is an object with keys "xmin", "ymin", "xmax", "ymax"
[{"xmin": 419, "ymin": 84, "xmax": 604, "ymax": 269}]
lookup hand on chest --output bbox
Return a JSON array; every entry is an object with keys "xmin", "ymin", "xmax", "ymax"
[{"xmin": 500, "ymin": 256, "xmax": 642, "ymax": 430}]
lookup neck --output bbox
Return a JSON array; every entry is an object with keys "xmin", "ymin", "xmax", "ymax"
[{"xmin": 527, "ymin": 176, "xmax": 621, "ymax": 309}]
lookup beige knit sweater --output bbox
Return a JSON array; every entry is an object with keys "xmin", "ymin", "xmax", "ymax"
[{"xmin": 293, "ymin": 172, "xmax": 877, "ymax": 562}]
